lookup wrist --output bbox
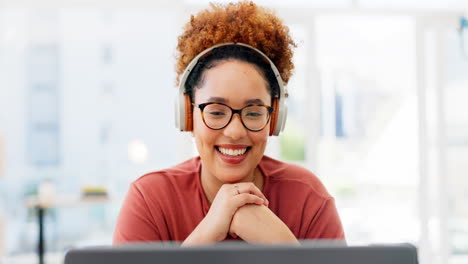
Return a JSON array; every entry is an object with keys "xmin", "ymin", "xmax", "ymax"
[
  {"xmin": 181, "ymin": 230, "xmax": 209, "ymax": 247},
  {"xmin": 229, "ymin": 212, "xmax": 240, "ymax": 237},
  {"xmin": 229, "ymin": 204, "xmax": 259, "ymax": 238},
  {"xmin": 230, "ymin": 204, "xmax": 299, "ymax": 244},
  {"xmin": 182, "ymin": 219, "xmax": 221, "ymax": 246}
]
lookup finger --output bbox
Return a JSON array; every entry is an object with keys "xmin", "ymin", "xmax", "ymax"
[
  {"xmin": 235, "ymin": 183, "xmax": 269, "ymax": 206},
  {"xmin": 231, "ymin": 193, "xmax": 264, "ymax": 208}
]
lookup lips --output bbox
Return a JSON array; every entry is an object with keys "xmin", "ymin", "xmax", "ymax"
[{"xmin": 215, "ymin": 144, "xmax": 251, "ymax": 164}]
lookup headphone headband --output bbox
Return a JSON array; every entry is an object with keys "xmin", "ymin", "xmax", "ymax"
[{"xmin": 175, "ymin": 42, "xmax": 288, "ymax": 136}]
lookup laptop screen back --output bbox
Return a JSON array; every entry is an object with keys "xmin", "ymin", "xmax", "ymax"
[{"xmin": 64, "ymin": 241, "xmax": 418, "ymax": 264}]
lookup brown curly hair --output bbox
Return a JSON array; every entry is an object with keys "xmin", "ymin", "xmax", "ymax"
[{"xmin": 175, "ymin": 1, "xmax": 296, "ymax": 86}]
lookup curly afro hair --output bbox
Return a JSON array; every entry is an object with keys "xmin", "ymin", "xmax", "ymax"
[{"xmin": 175, "ymin": 1, "xmax": 296, "ymax": 88}]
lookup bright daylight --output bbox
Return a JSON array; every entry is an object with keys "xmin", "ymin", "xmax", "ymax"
[{"xmin": 0, "ymin": 0, "xmax": 468, "ymax": 263}]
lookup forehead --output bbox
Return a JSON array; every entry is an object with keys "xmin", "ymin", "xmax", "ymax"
[{"xmin": 194, "ymin": 60, "xmax": 271, "ymax": 105}]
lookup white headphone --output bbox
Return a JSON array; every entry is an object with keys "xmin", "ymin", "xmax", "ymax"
[{"xmin": 175, "ymin": 42, "xmax": 288, "ymax": 136}]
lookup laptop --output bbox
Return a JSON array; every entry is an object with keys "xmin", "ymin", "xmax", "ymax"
[{"xmin": 64, "ymin": 241, "xmax": 418, "ymax": 264}]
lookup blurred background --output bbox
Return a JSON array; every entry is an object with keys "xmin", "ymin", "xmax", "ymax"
[{"xmin": 0, "ymin": 0, "xmax": 467, "ymax": 263}]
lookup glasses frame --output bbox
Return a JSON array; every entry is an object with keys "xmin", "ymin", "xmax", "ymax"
[{"xmin": 195, "ymin": 102, "xmax": 274, "ymax": 132}]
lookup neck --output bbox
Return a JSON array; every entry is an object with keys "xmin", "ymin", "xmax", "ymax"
[{"xmin": 201, "ymin": 166, "xmax": 263, "ymax": 204}]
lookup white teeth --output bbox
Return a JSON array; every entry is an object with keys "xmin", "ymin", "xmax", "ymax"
[{"xmin": 218, "ymin": 147, "xmax": 247, "ymax": 156}]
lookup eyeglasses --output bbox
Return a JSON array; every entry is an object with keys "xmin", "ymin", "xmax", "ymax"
[{"xmin": 195, "ymin": 102, "xmax": 274, "ymax": 132}]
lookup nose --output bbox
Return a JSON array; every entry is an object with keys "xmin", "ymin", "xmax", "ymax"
[{"xmin": 223, "ymin": 114, "xmax": 247, "ymax": 140}]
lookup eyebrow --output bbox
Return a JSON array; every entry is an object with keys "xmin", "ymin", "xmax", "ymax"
[
  {"xmin": 245, "ymin": 98, "xmax": 265, "ymax": 105},
  {"xmin": 206, "ymin": 97, "xmax": 228, "ymax": 103},
  {"xmin": 206, "ymin": 97, "xmax": 266, "ymax": 105}
]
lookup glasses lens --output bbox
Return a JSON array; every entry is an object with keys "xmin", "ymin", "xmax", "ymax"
[
  {"xmin": 203, "ymin": 104, "xmax": 231, "ymax": 129},
  {"xmin": 241, "ymin": 106, "xmax": 270, "ymax": 131}
]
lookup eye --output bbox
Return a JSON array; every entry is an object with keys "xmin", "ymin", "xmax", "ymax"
[
  {"xmin": 204, "ymin": 104, "xmax": 230, "ymax": 118},
  {"xmin": 243, "ymin": 106, "xmax": 267, "ymax": 119},
  {"xmin": 246, "ymin": 112, "xmax": 263, "ymax": 117},
  {"xmin": 208, "ymin": 111, "xmax": 227, "ymax": 116}
]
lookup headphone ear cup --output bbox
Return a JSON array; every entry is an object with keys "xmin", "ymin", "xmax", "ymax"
[
  {"xmin": 269, "ymin": 99, "xmax": 279, "ymax": 136},
  {"xmin": 184, "ymin": 94, "xmax": 193, "ymax": 131},
  {"xmin": 175, "ymin": 92, "xmax": 185, "ymax": 131}
]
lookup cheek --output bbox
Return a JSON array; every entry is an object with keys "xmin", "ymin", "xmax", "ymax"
[
  {"xmin": 251, "ymin": 130, "xmax": 269, "ymax": 150},
  {"xmin": 192, "ymin": 110, "xmax": 207, "ymax": 137},
  {"xmin": 192, "ymin": 109, "xmax": 202, "ymax": 130},
  {"xmin": 193, "ymin": 113, "xmax": 216, "ymax": 149}
]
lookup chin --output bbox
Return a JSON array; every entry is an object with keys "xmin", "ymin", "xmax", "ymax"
[{"xmin": 216, "ymin": 167, "xmax": 250, "ymax": 183}]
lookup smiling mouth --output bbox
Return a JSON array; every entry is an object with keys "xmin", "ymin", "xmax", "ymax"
[{"xmin": 215, "ymin": 146, "xmax": 252, "ymax": 157}]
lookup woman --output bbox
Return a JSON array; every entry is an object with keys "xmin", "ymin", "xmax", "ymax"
[{"xmin": 113, "ymin": 1, "xmax": 345, "ymax": 246}]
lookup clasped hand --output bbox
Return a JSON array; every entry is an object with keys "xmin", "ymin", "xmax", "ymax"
[{"xmin": 182, "ymin": 182, "xmax": 298, "ymax": 246}]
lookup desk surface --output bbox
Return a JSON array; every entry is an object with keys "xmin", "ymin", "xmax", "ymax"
[{"xmin": 24, "ymin": 195, "xmax": 109, "ymax": 209}]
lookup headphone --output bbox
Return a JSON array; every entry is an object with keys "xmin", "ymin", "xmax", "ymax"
[{"xmin": 175, "ymin": 42, "xmax": 288, "ymax": 136}]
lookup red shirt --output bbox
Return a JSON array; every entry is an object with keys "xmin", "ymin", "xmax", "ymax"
[{"xmin": 113, "ymin": 156, "xmax": 345, "ymax": 244}]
